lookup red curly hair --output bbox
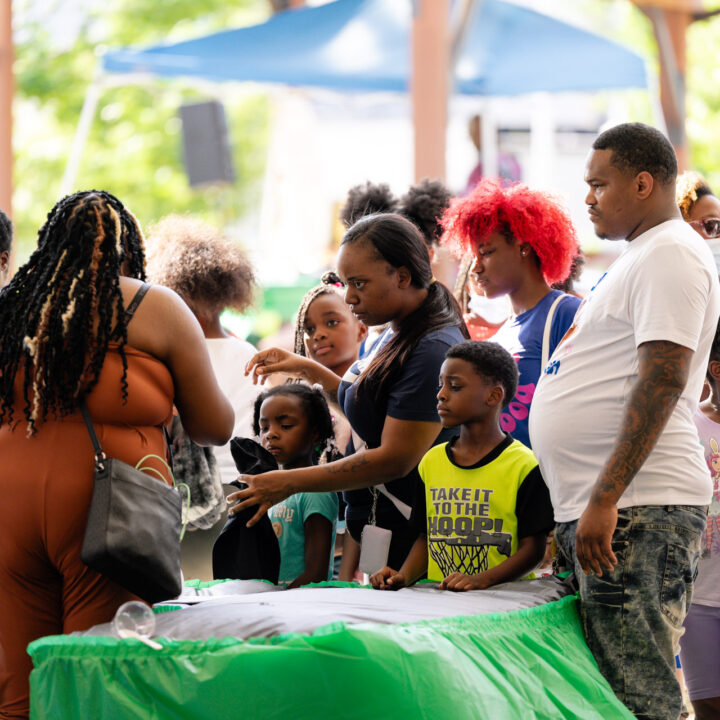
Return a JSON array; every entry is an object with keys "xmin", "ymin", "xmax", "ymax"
[{"xmin": 441, "ymin": 179, "xmax": 578, "ymax": 286}]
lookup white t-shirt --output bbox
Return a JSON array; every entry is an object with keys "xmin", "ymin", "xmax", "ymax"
[
  {"xmin": 205, "ymin": 337, "xmax": 262, "ymax": 485},
  {"xmin": 529, "ymin": 219, "xmax": 720, "ymax": 522}
]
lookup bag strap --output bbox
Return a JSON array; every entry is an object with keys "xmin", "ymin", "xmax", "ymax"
[
  {"xmin": 541, "ymin": 293, "xmax": 566, "ymax": 369},
  {"xmin": 163, "ymin": 425, "xmax": 174, "ymax": 474},
  {"xmin": 350, "ymin": 427, "xmax": 412, "ymax": 521},
  {"xmin": 79, "ymin": 398, "xmax": 106, "ymax": 468},
  {"xmin": 111, "ymin": 282, "xmax": 151, "ymax": 341}
]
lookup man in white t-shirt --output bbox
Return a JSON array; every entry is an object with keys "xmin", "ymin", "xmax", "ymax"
[{"xmin": 530, "ymin": 123, "xmax": 720, "ymax": 720}]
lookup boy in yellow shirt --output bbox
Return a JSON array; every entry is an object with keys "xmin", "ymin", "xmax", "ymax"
[{"xmin": 371, "ymin": 341, "xmax": 553, "ymax": 591}]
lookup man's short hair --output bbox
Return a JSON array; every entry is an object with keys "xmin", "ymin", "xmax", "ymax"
[
  {"xmin": 445, "ymin": 341, "xmax": 518, "ymax": 409},
  {"xmin": 592, "ymin": 123, "xmax": 677, "ymax": 187}
]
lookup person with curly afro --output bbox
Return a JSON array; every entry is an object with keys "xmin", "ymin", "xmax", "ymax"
[
  {"xmin": 340, "ymin": 178, "xmax": 459, "ymax": 320},
  {"xmin": 339, "ymin": 181, "xmax": 399, "ymax": 229},
  {"xmin": 442, "ymin": 179, "xmax": 580, "ymax": 448},
  {"xmin": 146, "ymin": 215, "xmax": 260, "ymax": 485}
]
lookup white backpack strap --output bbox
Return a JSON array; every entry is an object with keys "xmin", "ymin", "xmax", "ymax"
[
  {"xmin": 349, "ymin": 429, "xmax": 412, "ymax": 520},
  {"xmin": 541, "ymin": 294, "xmax": 566, "ymax": 368},
  {"xmin": 375, "ymin": 484, "xmax": 412, "ymax": 520}
]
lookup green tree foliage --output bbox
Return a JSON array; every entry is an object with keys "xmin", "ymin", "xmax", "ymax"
[
  {"xmin": 12, "ymin": 0, "xmax": 271, "ymax": 260},
  {"xmin": 687, "ymin": 11, "xmax": 720, "ymax": 190}
]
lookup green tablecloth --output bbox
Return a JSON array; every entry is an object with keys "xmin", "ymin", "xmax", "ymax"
[{"xmin": 28, "ymin": 591, "xmax": 632, "ymax": 719}]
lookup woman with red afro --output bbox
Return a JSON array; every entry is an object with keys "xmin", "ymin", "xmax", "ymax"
[{"xmin": 442, "ymin": 179, "xmax": 581, "ymax": 448}]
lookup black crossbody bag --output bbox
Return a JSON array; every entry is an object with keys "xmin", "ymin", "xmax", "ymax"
[
  {"xmin": 78, "ymin": 282, "xmax": 183, "ymax": 603},
  {"xmin": 79, "ymin": 399, "xmax": 183, "ymax": 603}
]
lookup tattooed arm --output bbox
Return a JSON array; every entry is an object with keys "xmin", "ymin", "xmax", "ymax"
[
  {"xmin": 227, "ymin": 418, "xmax": 442, "ymax": 526},
  {"xmin": 576, "ymin": 340, "xmax": 693, "ymax": 576}
]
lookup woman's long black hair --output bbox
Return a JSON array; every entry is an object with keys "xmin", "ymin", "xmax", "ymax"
[
  {"xmin": 0, "ymin": 190, "xmax": 146, "ymax": 433},
  {"xmin": 343, "ymin": 213, "xmax": 468, "ymax": 405}
]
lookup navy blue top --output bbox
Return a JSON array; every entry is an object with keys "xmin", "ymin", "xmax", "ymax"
[
  {"xmin": 338, "ymin": 324, "xmax": 466, "ymax": 541},
  {"xmin": 491, "ymin": 290, "xmax": 580, "ymax": 448}
]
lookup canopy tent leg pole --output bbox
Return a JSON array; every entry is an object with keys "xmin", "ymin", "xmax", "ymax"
[
  {"xmin": 59, "ymin": 70, "xmax": 104, "ymax": 199},
  {"xmin": 638, "ymin": 6, "xmax": 690, "ymax": 172}
]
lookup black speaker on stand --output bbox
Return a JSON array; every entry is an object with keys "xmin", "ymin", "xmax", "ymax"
[{"xmin": 178, "ymin": 101, "xmax": 236, "ymax": 187}]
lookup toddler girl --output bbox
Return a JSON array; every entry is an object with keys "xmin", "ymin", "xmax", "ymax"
[{"xmin": 254, "ymin": 384, "xmax": 339, "ymax": 589}]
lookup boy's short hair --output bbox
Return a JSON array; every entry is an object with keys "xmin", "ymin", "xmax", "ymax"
[{"xmin": 446, "ymin": 341, "xmax": 518, "ymax": 408}]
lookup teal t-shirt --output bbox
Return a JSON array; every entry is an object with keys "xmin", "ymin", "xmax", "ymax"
[{"xmin": 268, "ymin": 492, "xmax": 338, "ymax": 588}]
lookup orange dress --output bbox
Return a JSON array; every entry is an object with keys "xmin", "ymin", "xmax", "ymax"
[{"xmin": 0, "ymin": 345, "xmax": 174, "ymax": 720}]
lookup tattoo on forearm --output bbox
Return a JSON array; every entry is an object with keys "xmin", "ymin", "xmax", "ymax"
[
  {"xmin": 593, "ymin": 340, "xmax": 692, "ymax": 504},
  {"xmin": 323, "ymin": 454, "xmax": 370, "ymax": 474}
]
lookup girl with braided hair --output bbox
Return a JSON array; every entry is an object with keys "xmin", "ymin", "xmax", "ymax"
[
  {"xmin": 293, "ymin": 272, "xmax": 367, "ymax": 580},
  {"xmin": 294, "ymin": 271, "xmax": 367, "ymax": 378},
  {"xmin": 0, "ymin": 191, "xmax": 233, "ymax": 720}
]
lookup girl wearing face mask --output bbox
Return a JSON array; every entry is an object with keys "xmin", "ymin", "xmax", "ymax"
[
  {"xmin": 677, "ymin": 171, "xmax": 720, "ymax": 274},
  {"xmin": 230, "ymin": 214, "xmax": 468, "ymax": 572}
]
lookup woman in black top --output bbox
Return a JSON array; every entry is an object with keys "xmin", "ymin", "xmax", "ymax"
[{"xmin": 229, "ymin": 213, "xmax": 468, "ymax": 569}]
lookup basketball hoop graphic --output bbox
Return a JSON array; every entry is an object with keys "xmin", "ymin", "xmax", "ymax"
[{"xmin": 429, "ymin": 530, "xmax": 513, "ymax": 576}]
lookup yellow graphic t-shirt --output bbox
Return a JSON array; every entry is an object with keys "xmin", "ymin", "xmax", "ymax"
[{"xmin": 417, "ymin": 436, "xmax": 551, "ymax": 582}]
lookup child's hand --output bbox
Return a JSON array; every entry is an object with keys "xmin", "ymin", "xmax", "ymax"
[
  {"xmin": 370, "ymin": 566, "xmax": 406, "ymax": 590},
  {"xmin": 440, "ymin": 572, "xmax": 491, "ymax": 592}
]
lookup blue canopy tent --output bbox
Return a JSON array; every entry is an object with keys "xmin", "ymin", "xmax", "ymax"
[
  {"xmin": 101, "ymin": 0, "xmax": 647, "ymax": 96},
  {"xmin": 60, "ymin": 0, "xmax": 647, "ymax": 196}
]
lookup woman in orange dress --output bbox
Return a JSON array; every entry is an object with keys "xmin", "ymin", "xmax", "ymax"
[{"xmin": 0, "ymin": 191, "xmax": 234, "ymax": 720}]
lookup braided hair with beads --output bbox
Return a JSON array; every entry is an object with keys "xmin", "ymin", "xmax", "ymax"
[
  {"xmin": 293, "ymin": 271, "xmax": 346, "ymax": 357},
  {"xmin": 0, "ymin": 190, "xmax": 146, "ymax": 434}
]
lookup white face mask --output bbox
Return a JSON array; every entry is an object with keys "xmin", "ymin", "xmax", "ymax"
[
  {"xmin": 707, "ymin": 238, "xmax": 720, "ymax": 275},
  {"xmin": 467, "ymin": 292, "xmax": 511, "ymax": 325}
]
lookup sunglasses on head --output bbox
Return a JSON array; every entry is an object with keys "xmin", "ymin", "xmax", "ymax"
[{"xmin": 689, "ymin": 217, "xmax": 720, "ymax": 239}]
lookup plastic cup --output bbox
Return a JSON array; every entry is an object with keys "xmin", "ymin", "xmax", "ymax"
[{"xmin": 112, "ymin": 600, "xmax": 156, "ymax": 640}]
